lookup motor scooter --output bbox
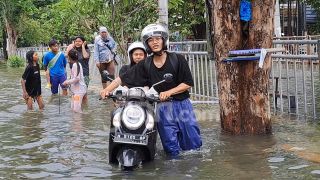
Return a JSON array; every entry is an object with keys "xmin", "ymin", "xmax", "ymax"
[{"xmin": 102, "ymin": 71, "xmax": 173, "ymax": 169}]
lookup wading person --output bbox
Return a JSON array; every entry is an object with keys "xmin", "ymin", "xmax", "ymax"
[
  {"xmin": 66, "ymin": 36, "xmax": 91, "ymax": 87},
  {"xmin": 66, "ymin": 36, "xmax": 91, "ymax": 103},
  {"xmin": 119, "ymin": 41, "xmax": 147, "ymax": 89},
  {"xmin": 100, "ymin": 23, "xmax": 202, "ymax": 157},
  {"xmin": 21, "ymin": 51, "xmax": 44, "ymax": 110},
  {"xmin": 119, "ymin": 41, "xmax": 147, "ymax": 76},
  {"xmin": 63, "ymin": 49, "xmax": 87, "ymax": 113},
  {"xmin": 43, "ymin": 39, "xmax": 68, "ymax": 95},
  {"xmin": 94, "ymin": 26, "xmax": 117, "ymax": 89}
]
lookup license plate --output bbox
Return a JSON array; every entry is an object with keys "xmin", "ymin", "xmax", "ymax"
[{"xmin": 113, "ymin": 133, "xmax": 148, "ymax": 145}]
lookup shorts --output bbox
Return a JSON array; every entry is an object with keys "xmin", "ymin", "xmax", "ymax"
[{"xmin": 50, "ymin": 74, "xmax": 67, "ymax": 94}]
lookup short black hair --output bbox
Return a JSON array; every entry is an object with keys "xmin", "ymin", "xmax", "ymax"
[
  {"xmin": 48, "ymin": 39, "xmax": 58, "ymax": 47},
  {"xmin": 68, "ymin": 48, "xmax": 78, "ymax": 61}
]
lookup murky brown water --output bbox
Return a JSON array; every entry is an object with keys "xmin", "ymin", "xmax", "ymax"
[{"xmin": 0, "ymin": 63, "xmax": 320, "ymax": 179}]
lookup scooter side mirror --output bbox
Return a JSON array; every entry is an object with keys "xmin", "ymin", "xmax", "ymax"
[
  {"xmin": 149, "ymin": 73, "xmax": 174, "ymax": 89},
  {"xmin": 102, "ymin": 70, "xmax": 113, "ymax": 81},
  {"xmin": 163, "ymin": 73, "xmax": 173, "ymax": 83}
]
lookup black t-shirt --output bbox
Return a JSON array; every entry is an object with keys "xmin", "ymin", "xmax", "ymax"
[
  {"xmin": 119, "ymin": 65, "xmax": 131, "ymax": 87},
  {"xmin": 120, "ymin": 52, "xmax": 194, "ymax": 100},
  {"xmin": 119, "ymin": 65, "xmax": 130, "ymax": 76},
  {"xmin": 22, "ymin": 64, "xmax": 41, "ymax": 97},
  {"xmin": 75, "ymin": 47, "xmax": 90, "ymax": 76}
]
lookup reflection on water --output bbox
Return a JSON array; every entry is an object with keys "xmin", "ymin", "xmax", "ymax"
[{"xmin": 0, "ymin": 63, "xmax": 320, "ymax": 179}]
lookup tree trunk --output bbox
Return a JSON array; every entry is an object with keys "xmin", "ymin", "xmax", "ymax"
[
  {"xmin": 207, "ymin": 0, "xmax": 273, "ymax": 135},
  {"xmin": 2, "ymin": 27, "xmax": 8, "ymax": 60},
  {"xmin": 4, "ymin": 17, "xmax": 18, "ymax": 57}
]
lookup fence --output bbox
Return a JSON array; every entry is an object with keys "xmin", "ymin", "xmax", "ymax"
[
  {"xmin": 168, "ymin": 41, "xmax": 208, "ymax": 52},
  {"xmin": 271, "ymin": 40, "xmax": 320, "ymax": 118},
  {"xmin": 14, "ymin": 39, "xmax": 320, "ymax": 118},
  {"xmin": 169, "ymin": 39, "xmax": 320, "ymax": 118},
  {"xmin": 178, "ymin": 51, "xmax": 218, "ymax": 102}
]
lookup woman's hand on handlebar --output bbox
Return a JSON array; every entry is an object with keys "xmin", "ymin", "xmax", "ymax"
[
  {"xmin": 159, "ymin": 90, "xmax": 173, "ymax": 101},
  {"xmin": 100, "ymin": 89, "xmax": 111, "ymax": 99}
]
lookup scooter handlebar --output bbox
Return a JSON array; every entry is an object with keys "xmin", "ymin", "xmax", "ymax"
[
  {"xmin": 99, "ymin": 92, "xmax": 172, "ymax": 102},
  {"xmin": 145, "ymin": 95, "xmax": 173, "ymax": 102},
  {"xmin": 99, "ymin": 93, "xmax": 116, "ymax": 100}
]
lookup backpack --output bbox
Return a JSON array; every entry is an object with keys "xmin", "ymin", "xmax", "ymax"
[{"xmin": 143, "ymin": 52, "xmax": 179, "ymax": 77}]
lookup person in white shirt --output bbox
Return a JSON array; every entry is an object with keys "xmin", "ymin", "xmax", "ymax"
[{"xmin": 63, "ymin": 49, "xmax": 87, "ymax": 113}]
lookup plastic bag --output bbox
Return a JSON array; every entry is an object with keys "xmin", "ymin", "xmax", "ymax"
[{"xmin": 240, "ymin": 0, "xmax": 252, "ymax": 22}]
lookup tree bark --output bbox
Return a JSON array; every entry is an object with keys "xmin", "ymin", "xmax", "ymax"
[
  {"xmin": 2, "ymin": 27, "xmax": 8, "ymax": 60},
  {"xmin": 4, "ymin": 17, "xmax": 18, "ymax": 57},
  {"xmin": 207, "ymin": 0, "xmax": 273, "ymax": 135}
]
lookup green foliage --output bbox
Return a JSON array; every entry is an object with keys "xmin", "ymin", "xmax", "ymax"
[
  {"xmin": 307, "ymin": 16, "xmax": 320, "ymax": 35},
  {"xmin": 108, "ymin": 0, "xmax": 158, "ymax": 41},
  {"xmin": 168, "ymin": 0, "xmax": 206, "ymax": 39},
  {"xmin": 306, "ymin": 0, "xmax": 320, "ymax": 34},
  {"xmin": 7, "ymin": 55, "xmax": 25, "ymax": 68},
  {"xmin": 38, "ymin": 55, "xmax": 45, "ymax": 70},
  {"xmin": 306, "ymin": 0, "xmax": 320, "ymax": 11},
  {"xmin": 18, "ymin": 16, "xmax": 47, "ymax": 47},
  {"xmin": 0, "ymin": 0, "xmax": 35, "ymax": 26},
  {"xmin": 1, "ymin": 0, "xmax": 207, "ymax": 50}
]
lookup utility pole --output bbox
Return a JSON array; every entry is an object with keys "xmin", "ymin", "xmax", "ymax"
[
  {"xmin": 303, "ymin": 2, "xmax": 307, "ymax": 36},
  {"xmin": 274, "ymin": 0, "xmax": 281, "ymax": 37},
  {"xmin": 158, "ymin": 0, "xmax": 169, "ymax": 44},
  {"xmin": 158, "ymin": 0, "xmax": 168, "ymax": 27}
]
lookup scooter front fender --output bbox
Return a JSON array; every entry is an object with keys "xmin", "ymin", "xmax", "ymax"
[{"xmin": 116, "ymin": 147, "xmax": 142, "ymax": 169}]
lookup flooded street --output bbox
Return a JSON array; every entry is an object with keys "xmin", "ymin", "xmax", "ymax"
[{"xmin": 0, "ymin": 63, "xmax": 320, "ymax": 179}]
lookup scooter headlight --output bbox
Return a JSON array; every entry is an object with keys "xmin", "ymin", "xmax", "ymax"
[
  {"xmin": 113, "ymin": 112, "xmax": 121, "ymax": 127},
  {"xmin": 122, "ymin": 105, "xmax": 145, "ymax": 130},
  {"xmin": 146, "ymin": 112, "xmax": 154, "ymax": 130}
]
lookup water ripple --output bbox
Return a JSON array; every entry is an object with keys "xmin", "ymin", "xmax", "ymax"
[
  {"xmin": 1, "ymin": 64, "xmax": 320, "ymax": 179},
  {"xmin": 268, "ymin": 157, "xmax": 285, "ymax": 163}
]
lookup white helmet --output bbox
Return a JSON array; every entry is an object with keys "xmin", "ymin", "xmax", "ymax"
[
  {"xmin": 141, "ymin": 23, "xmax": 168, "ymax": 54},
  {"xmin": 127, "ymin": 41, "xmax": 146, "ymax": 64}
]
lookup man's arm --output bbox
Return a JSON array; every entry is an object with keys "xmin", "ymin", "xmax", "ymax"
[{"xmin": 159, "ymin": 83, "xmax": 191, "ymax": 101}]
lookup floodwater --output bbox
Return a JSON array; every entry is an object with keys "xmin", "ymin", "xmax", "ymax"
[{"xmin": 0, "ymin": 63, "xmax": 320, "ymax": 179}]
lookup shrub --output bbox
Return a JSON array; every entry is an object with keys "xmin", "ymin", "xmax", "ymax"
[
  {"xmin": 38, "ymin": 55, "xmax": 44, "ymax": 70},
  {"xmin": 7, "ymin": 55, "xmax": 25, "ymax": 68}
]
